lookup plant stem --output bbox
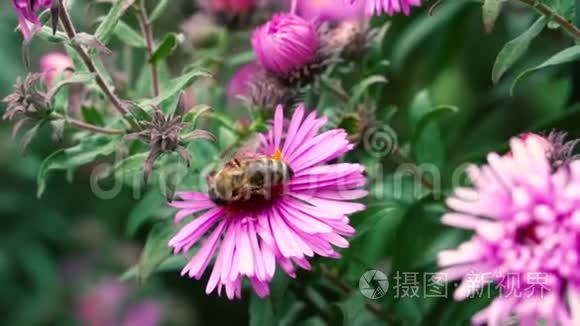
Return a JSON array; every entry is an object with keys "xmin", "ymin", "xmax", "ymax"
[
  {"xmin": 319, "ymin": 77, "xmax": 351, "ymax": 103},
  {"xmin": 319, "ymin": 265, "xmax": 392, "ymax": 321},
  {"xmin": 50, "ymin": 112, "xmax": 125, "ymax": 135},
  {"xmin": 136, "ymin": 0, "xmax": 160, "ymax": 97},
  {"xmin": 57, "ymin": 0, "xmax": 139, "ymax": 130},
  {"xmin": 518, "ymin": 0, "xmax": 580, "ymax": 39}
]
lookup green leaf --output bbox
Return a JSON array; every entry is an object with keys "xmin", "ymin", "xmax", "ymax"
[
  {"xmin": 126, "ymin": 189, "xmax": 168, "ymax": 236},
  {"xmin": 392, "ymin": 0, "xmax": 468, "ymax": 70},
  {"xmin": 36, "ymin": 26, "xmax": 67, "ymax": 43},
  {"xmin": 137, "ymin": 222, "xmax": 176, "ymax": 283},
  {"xmin": 149, "ymin": 33, "xmax": 184, "ymax": 64},
  {"xmin": 81, "ymin": 107, "xmax": 105, "ymax": 126},
  {"xmin": 411, "ymin": 105, "xmax": 459, "ymax": 146},
  {"xmin": 94, "ymin": 0, "xmax": 136, "ymax": 44},
  {"xmin": 149, "ymin": 0, "xmax": 170, "ymax": 23},
  {"xmin": 482, "ymin": 0, "xmax": 503, "ymax": 33},
  {"xmin": 349, "ymin": 75, "xmax": 388, "ymax": 108},
  {"xmin": 140, "ymin": 69, "xmax": 212, "ymax": 107},
  {"xmin": 227, "ymin": 51, "xmax": 256, "ymax": 67},
  {"xmin": 45, "ymin": 72, "xmax": 94, "ymax": 102},
  {"xmin": 37, "ymin": 135, "xmax": 120, "ymax": 197},
  {"xmin": 120, "ymin": 255, "xmax": 186, "ymax": 281},
  {"xmin": 492, "ymin": 17, "xmax": 547, "ymax": 83},
  {"xmin": 334, "ymin": 293, "xmax": 382, "ymax": 326},
  {"xmin": 511, "ymin": 45, "xmax": 580, "ymax": 95},
  {"xmin": 408, "ymin": 90, "xmax": 446, "ymax": 167},
  {"xmin": 114, "ymin": 20, "xmax": 146, "ymax": 48},
  {"xmin": 250, "ymin": 295, "xmax": 276, "ymax": 326}
]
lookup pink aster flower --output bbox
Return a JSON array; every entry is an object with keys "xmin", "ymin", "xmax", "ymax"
[
  {"xmin": 168, "ymin": 104, "xmax": 367, "ymax": 299},
  {"xmin": 12, "ymin": 0, "xmax": 53, "ymax": 40},
  {"xmin": 298, "ymin": 0, "xmax": 365, "ymax": 21},
  {"xmin": 40, "ymin": 52, "xmax": 73, "ymax": 88},
  {"xmin": 251, "ymin": 13, "xmax": 319, "ymax": 76},
  {"xmin": 226, "ymin": 62, "xmax": 261, "ymax": 102},
  {"xmin": 346, "ymin": 0, "xmax": 422, "ymax": 16},
  {"xmin": 439, "ymin": 135, "xmax": 580, "ymax": 325},
  {"xmin": 200, "ymin": 0, "xmax": 256, "ymax": 15}
]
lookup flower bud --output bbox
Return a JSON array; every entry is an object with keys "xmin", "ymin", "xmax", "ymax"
[
  {"xmin": 40, "ymin": 52, "xmax": 73, "ymax": 88},
  {"xmin": 251, "ymin": 13, "xmax": 319, "ymax": 76}
]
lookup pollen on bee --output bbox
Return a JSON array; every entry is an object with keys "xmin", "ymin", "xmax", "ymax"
[{"xmin": 272, "ymin": 148, "xmax": 283, "ymax": 161}]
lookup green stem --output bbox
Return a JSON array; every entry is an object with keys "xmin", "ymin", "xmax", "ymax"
[
  {"xmin": 50, "ymin": 112, "xmax": 125, "ymax": 135},
  {"xmin": 57, "ymin": 0, "xmax": 140, "ymax": 130},
  {"xmin": 136, "ymin": 0, "xmax": 160, "ymax": 97},
  {"xmin": 518, "ymin": 0, "xmax": 580, "ymax": 39}
]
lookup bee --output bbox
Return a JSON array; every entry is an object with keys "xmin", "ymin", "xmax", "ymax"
[{"xmin": 208, "ymin": 154, "xmax": 293, "ymax": 206}]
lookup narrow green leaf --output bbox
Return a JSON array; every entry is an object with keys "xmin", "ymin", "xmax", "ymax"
[
  {"xmin": 137, "ymin": 222, "xmax": 176, "ymax": 283},
  {"xmin": 149, "ymin": 0, "xmax": 170, "ymax": 23},
  {"xmin": 45, "ymin": 72, "xmax": 93, "ymax": 102},
  {"xmin": 149, "ymin": 33, "xmax": 184, "ymax": 64},
  {"xmin": 126, "ymin": 189, "xmax": 169, "ymax": 237},
  {"xmin": 114, "ymin": 20, "xmax": 146, "ymax": 48},
  {"xmin": 140, "ymin": 69, "xmax": 212, "ymax": 107},
  {"xmin": 120, "ymin": 255, "xmax": 187, "ymax": 281},
  {"xmin": 95, "ymin": 0, "xmax": 136, "ymax": 44},
  {"xmin": 511, "ymin": 45, "xmax": 580, "ymax": 95},
  {"xmin": 411, "ymin": 105, "xmax": 459, "ymax": 146},
  {"xmin": 482, "ymin": 0, "xmax": 503, "ymax": 33},
  {"xmin": 492, "ymin": 16, "xmax": 547, "ymax": 83},
  {"xmin": 250, "ymin": 295, "xmax": 276, "ymax": 326},
  {"xmin": 37, "ymin": 136, "xmax": 119, "ymax": 197},
  {"xmin": 349, "ymin": 75, "xmax": 388, "ymax": 108},
  {"xmin": 80, "ymin": 107, "xmax": 105, "ymax": 126},
  {"xmin": 409, "ymin": 90, "xmax": 446, "ymax": 167}
]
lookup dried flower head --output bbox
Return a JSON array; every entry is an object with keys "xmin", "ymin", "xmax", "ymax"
[
  {"xmin": 321, "ymin": 20, "xmax": 378, "ymax": 60},
  {"xmin": 126, "ymin": 102, "xmax": 215, "ymax": 183},
  {"xmin": 3, "ymin": 73, "xmax": 51, "ymax": 136},
  {"xmin": 241, "ymin": 68, "xmax": 300, "ymax": 110}
]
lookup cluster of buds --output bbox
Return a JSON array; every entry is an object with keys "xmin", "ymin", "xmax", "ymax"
[
  {"xmin": 3, "ymin": 73, "xmax": 52, "ymax": 139},
  {"xmin": 126, "ymin": 99, "xmax": 215, "ymax": 184},
  {"xmin": 321, "ymin": 20, "xmax": 380, "ymax": 61}
]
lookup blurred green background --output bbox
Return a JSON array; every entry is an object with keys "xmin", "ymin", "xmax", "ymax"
[{"xmin": 0, "ymin": 0, "xmax": 578, "ymax": 325}]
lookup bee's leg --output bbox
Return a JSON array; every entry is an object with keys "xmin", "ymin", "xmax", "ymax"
[{"xmin": 252, "ymin": 187, "xmax": 272, "ymax": 200}]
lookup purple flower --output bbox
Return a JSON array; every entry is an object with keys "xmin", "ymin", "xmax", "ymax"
[
  {"xmin": 439, "ymin": 135, "xmax": 580, "ymax": 325},
  {"xmin": 122, "ymin": 301, "xmax": 163, "ymax": 326},
  {"xmin": 168, "ymin": 104, "xmax": 367, "ymax": 299},
  {"xmin": 299, "ymin": 0, "xmax": 366, "ymax": 21},
  {"xmin": 12, "ymin": 0, "xmax": 53, "ymax": 40},
  {"xmin": 200, "ymin": 0, "xmax": 256, "ymax": 15},
  {"xmin": 251, "ymin": 13, "xmax": 319, "ymax": 76},
  {"xmin": 226, "ymin": 62, "xmax": 262, "ymax": 102},
  {"xmin": 347, "ymin": 0, "xmax": 422, "ymax": 16}
]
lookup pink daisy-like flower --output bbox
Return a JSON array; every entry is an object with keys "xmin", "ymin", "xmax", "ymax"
[
  {"xmin": 439, "ymin": 135, "xmax": 580, "ymax": 325},
  {"xmin": 168, "ymin": 104, "xmax": 367, "ymax": 299},
  {"xmin": 40, "ymin": 52, "xmax": 73, "ymax": 88},
  {"xmin": 298, "ymin": 0, "xmax": 366, "ymax": 21},
  {"xmin": 12, "ymin": 0, "xmax": 53, "ymax": 40},
  {"xmin": 251, "ymin": 13, "xmax": 319, "ymax": 76},
  {"xmin": 346, "ymin": 0, "xmax": 422, "ymax": 16}
]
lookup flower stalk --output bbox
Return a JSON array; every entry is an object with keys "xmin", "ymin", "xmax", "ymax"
[
  {"xmin": 49, "ymin": 112, "xmax": 125, "ymax": 135},
  {"xmin": 136, "ymin": 0, "xmax": 160, "ymax": 97},
  {"xmin": 56, "ymin": 0, "xmax": 139, "ymax": 130}
]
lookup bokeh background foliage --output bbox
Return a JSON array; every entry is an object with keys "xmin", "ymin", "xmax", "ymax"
[{"xmin": 1, "ymin": 0, "xmax": 579, "ymax": 325}]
